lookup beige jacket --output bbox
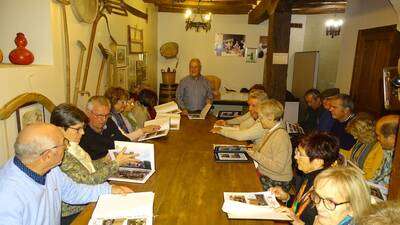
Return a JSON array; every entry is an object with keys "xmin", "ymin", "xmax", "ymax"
[
  {"xmin": 247, "ymin": 122, "xmax": 293, "ymax": 182},
  {"xmin": 226, "ymin": 112, "xmax": 256, "ymax": 130},
  {"xmin": 218, "ymin": 121, "xmax": 266, "ymax": 144}
]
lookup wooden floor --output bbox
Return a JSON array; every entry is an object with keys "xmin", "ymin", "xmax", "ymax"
[{"xmin": 72, "ymin": 116, "xmax": 287, "ymax": 225}]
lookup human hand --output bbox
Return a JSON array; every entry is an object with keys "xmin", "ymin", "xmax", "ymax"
[
  {"xmin": 142, "ymin": 125, "xmax": 160, "ymax": 134},
  {"xmin": 181, "ymin": 109, "xmax": 189, "ymax": 116},
  {"xmin": 215, "ymin": 120, "xmax": 226, "ymax": 126},
  {"xmin": 115, "ymin": 147, "xmax": 140, "ymax": 166},
  {"xmin": 275, "ymin": 206, "xmax": 305, "ymax": 225},
  {"xmin": 269, "ymin": 186, "xmax": 290, "ymax": 201},
  {"xmin": 206, "ymin": 99, "xmax": 212, "ymax": 105},
  {"xmin": 111, "ymin": 185, "xmax": 134, "ymax": 195},
  {"xmin": 210, "ymin": 127, "xmax": 222, "ymax": 133}
]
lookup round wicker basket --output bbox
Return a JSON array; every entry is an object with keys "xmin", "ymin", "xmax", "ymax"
[{"xmin": 160, "ymin": 42, "xmax": 179, "ymax": 59}]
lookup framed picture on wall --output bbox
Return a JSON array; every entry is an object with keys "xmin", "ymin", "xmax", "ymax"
[
  {"xmin": 114, "ymin": 67, "xmax": 128, "ymax": 89},
  {"xmin": 245, "ymin": 48, "xmax": 257, "ymax": 63},
  {"xmin": 258, "ymin": 36, "xmax": 268, "ymax": 58},
  {"xmin": 214, "ymin": 33, "xmax": 246, "ymax": 57},
  {"xmin": 16, "ymin": 102, "xmax": 45, "ymax": 132},
  {"xmin": 128, "ymin": 25, "xmax": 144, "ymax": 54},
  {"xmin": 116, "ymin": 45, "xmax": 127, "ymax": 67}
]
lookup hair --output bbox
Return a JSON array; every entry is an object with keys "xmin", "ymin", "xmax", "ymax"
[
  {"xmin": 259, "ymin": 99, "xmax": 284, "ymax": 121},
  {"xmin": 86, "ymin": 96, "xmax": 111, "ymax": 111},
  {"xmin": 189, "ymin": 58, "xmax": 201, "ymax": 67},
  {"xmin": 249, "ymin": 84, "xmax": 266, "ymax": 92},
  {"xmin": 331, "ymin": 94, "xmax": 354, "ymax": 112},
  {"xmin": 298, "ymin": 132, "xmax": 340, "ymax": 168},
  {"xmin": 358, "ymin": 201, "xmax": 400, "ymax": 225},
  {"xmin": 320, "ymin": 88, "xmax": 340, "ymax": 100},
  {"xmin": 138, "ymin": 88, "xmax": 158, "ymax": 107},
  {"xmin": 104, "ymin": 87, "xmax": 129, "ymax": 107},
  {"xmin": 50, "ymin": 103, "xmax": 88, "ymax": 130},
  {"xmin": 248, "ymin": 89, "xmax": 268, "ymax": 102},
  {"xmin": 380, "ymin": 121, "xmax": 399, "ymax": 138},
  {"xmin": 304, "ymin": 88, "xmax": 321, "ymax": 99},
  {"xmin": 314, "ymin": 167, "xmax": 371, "ymax": 222},
  {"xmin": 346, "ymin": 112, "xmax": 376, "ymax": 144}
]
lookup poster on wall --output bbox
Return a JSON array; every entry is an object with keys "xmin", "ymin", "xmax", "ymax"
[
  {"xmin": 214, "ymin": 33, "xmax": 246, "ymax": 57},
  {"xmin": 257, "ymin": 36, "xmax": 268, "ymax": 58}
]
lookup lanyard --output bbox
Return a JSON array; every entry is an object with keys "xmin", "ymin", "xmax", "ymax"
[{"xmin": 338, "ymin": 215, "xmax": 352, "ymax": 225}]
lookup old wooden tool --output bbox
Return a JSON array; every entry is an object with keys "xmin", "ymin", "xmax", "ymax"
[
  {"xmin": 73, "ymin": 40, "xmax": 86, "ymax": 105},
  {"xmin": 96, "ymin": 43, "xmax": 110, "ymax": 95}
]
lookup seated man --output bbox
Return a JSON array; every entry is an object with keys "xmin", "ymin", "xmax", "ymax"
[
  {"xmin": 211, "ymin": 90, "xmax": 268, "ymax": 144},
  {"xmin": 329, "ymin": 94, "xmax": 356, "ymax": 157},
  {"xmin": 0, "ymin": 123, "xmax": 131, "ymax": 225},
  {"xmin": 369, "ymin": 114, "xmax": 399, "ymax": 186},
  {"xmin": 176, "ymin": 58, "xmax": 213, "ymax": 115},
  {"xmin": 316, "ymin": 89, "xmax": 337, "ymax": 132},
  {"xmin": 300, "ymin": 89, "xmax": 326, "ymax": 133},
  {"xmin": 80, "ymin": 96, "xmax": 131, "ymax": 160}
]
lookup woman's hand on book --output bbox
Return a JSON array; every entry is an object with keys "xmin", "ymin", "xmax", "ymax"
[
  {"xmin": 142, "ymin": 125, "xmax": 161, "ymax": 134},
  {"xmin": 210, "ymin": 127, "xmax": 222, "ymax": 133},
  {"xmin": 215, "ymin": 120, "xmax": 226, "ymax": 126},
  {"xmin": 269, "ymin": 186, "xmax": 290, "ymax": 201},
  {"xmin": 275, "ymin": 206, "xmax": 305, "ymax": 225},
  {"xmin": 115, "ymin": 147, "xmax": 140, "ymax": 166}
]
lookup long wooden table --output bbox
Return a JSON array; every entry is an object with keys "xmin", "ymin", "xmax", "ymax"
[{"xmin": 72, "ymin": 117, "xmax": 287, "ymax": 225}]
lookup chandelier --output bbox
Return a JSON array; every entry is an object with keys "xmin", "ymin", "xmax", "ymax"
[
  {"xmin": 184, "ymin": 0, "xmax": 212, "ymax": 32},
  {"xmin": 325, "ymin": 19, "xmax": 344, "ymax": 38}
]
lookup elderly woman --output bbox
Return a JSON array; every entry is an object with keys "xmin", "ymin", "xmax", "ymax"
[
  {"xmin": 346, "ymin": 112, "xmax": 381, "ymax": 179},
  {"xmin": 270, "ymin": 132, "xmax": 340, "ymax": 225},
  {"xmin": 50, "ymin": 104, "xmax": 136, "ymax": 225},
  {"xmin": 104, "ymin": 87, "xmax": 159, "ymax": 141},
  {"xmin": 246, "ymin": 99, "xmax": 293, "ymax": 191}
]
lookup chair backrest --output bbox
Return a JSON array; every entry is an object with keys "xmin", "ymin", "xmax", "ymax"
[{"xmin": 205, "ymin": 75, "xmax": 221, "ymax": 100}]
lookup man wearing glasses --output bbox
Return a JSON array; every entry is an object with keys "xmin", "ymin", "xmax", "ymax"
[
  {"xmin": 0, "ymin": 123, "xmax": 132, "ymax": 225},
  {"xmin": 79, "ymin": 96, "xmax": 131, "ymax": 160}
]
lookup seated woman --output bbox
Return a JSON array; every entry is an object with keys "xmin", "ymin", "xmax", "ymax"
[
  {"xmin": 129, "ymin": 88, "xmax": 158, "ymax": 128},
  {"xmin": 50, "ymin": 103, "xmax": 137, "ymax": 225},
  {"xmin": 270, "ymin": 132, "xmax": 340, "ymax": 225},
  {"xmin": 105, "ymin": 87, "xmax": 159, "ymax": 141},
  {"xmin": 345, "ymin": 112, "xmax": 381, "ymax": 179},
  {"xmin": 246, "ymin": 99, "xmax": 292, "ymax": 191}
]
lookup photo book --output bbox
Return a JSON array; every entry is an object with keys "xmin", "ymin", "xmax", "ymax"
[
  {"xmin": 213, "ymin": 144, "xmax": 251, "ymax": 163},
  {"xmin": 188, "ymin": 103, "xmax": 212, "ymax": 120},
  {"xmin": 138, "ymin": 117, "xmax": 170, "ymax": 141},
  {"xmin": 154, "ymin": 101, "xmax": 181, "ymax": 114},
  {"xmin": 367, "ymin": 181, "xmax": 388, "ymax": 202},
  {"xmin": 217, "ymin": 110, "xmax": 242, "ymax": 119},
  {"xmin": 222, "ymin": 191, "xmax": 291, "ymax": 221},
  {"xmin": 156, "ymin": 113, "xmax": 181, "ymax": 130},
  {"xmin": 286, "ymin": 122, "xmax": 304, "ymax": 135},
  {"xmin": 88, "ymin": 192, "xmax": 154, "ymax": 225},
  {"xmin": 109, "ymin": 141, "xmax": 155, "ymax": 183}
]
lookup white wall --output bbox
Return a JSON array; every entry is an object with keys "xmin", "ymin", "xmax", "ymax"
[
  {"xmin": 287, "ymin": 15, "xmax": 306, "ymax": 91},
  {"xmin": 335, "ymin": 0, "xmax": 398, "ymax": 93},
  {"xmin": 0, "ymin": 0, "xmax": 158, "ymax": 165}
]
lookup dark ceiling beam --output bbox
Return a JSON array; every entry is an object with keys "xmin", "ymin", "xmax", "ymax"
[
  {"xmin": 157, "ymin": 4, "xmax": 251, "ymax": 14},
  {"xmin": 292, "ymin": 4, "xmax": 346, "ymax": 14},
  {"xmin": 248, "ymin": 0, "xmax": 280, "ymax": 24}
]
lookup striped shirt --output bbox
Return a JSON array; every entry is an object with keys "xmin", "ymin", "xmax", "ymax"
[{"xmin": 176, "ymin": 75, "xmax": 213, "ymax": 111}]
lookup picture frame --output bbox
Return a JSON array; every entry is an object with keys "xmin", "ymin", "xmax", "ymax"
[
  {"xmin": 258, "ymin": 36, "xmax": 268, "ymax": 58},
  {"xmin": 214, "ymin": 33, "xmax": 246, "ymax": 57},
  {"xmin": 128, "ymin": 25, "xmax": 144, "ymax": 54},
  {"xmin": 16, "ymin": 102, "xmax": 46, "ymax": 132},
  {"xmin": 217, "ymin": 110, "xmax": 242, "ymax": 119},
  {"xmin": 128, "ymin": 55, "xmax": 136, "ymax": 91},
  {"xmin": 114, "ymin": 67, "xmax": 128, "ymax": 89},
  {"xmin": 245, "ymin": 47, "xmax": 257, "ymax": 63},
  {"xmin": 116, "ymin": 45, "xmax": 127, "ymax": 67}
]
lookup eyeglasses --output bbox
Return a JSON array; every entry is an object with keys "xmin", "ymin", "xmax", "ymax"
[
  {"xmin": 41, "ymin": 138, "xmax": 70, "ymax": 155},
  {"xmin": 310, "ymin": 190, "xmax": 349, "ymax": 211},
  {"xmin": 68, "ymin": 125, "xmax": 86, "ymax": 133},
  {"xmin": 90, "ymin": 110, "xmax": 110, "ymax": 119}
]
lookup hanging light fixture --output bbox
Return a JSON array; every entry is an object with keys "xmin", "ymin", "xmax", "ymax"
[
  {"xmin": 184, "ymin": 0, "xmax": 212, "ymax": 32},
  {"xmin": 325, "ymin": 18, "xmax": 344, "ymax": 38}
]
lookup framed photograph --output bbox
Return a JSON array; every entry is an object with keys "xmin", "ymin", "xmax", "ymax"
[
  {"xmin": 245, "ymin": 48, "xmax": 257, "ymax": 63},
  {"xmin": 214, "ymin": 33, "xmax": 246, "ymax": 57},
  {"xmin": 217, "ymin": 110, "xmax": 242, "ymax": 119},
  {"xmin": 127, "ymin": 55, "xmax": 136, "ymax": 91},
  {"xmin": 258, "ymin": 36, "xmax": 268, "ymax": 58},
  {"xmin": 128, "ymin": 25, "xmax": 144, "ymax": 54},
  {"xmin": 114, "ymin": 67, "xmax": 128, "ymax": 89},
  {"xmin": 16, "ymin": 102, "xmax": 45, "ymax": 132},
  {"xmin": 116, "ymin": 45, "xmax": 127, "ymax": 67}
]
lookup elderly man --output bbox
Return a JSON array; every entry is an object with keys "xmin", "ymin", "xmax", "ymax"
[
  {"xmin": 176, "ymin": 58, "xmax": 213, "ymax": 115},
  {"xmin": 211, "ymin": 90, "xmax": 268, "ymax": 144},
  {"xmin": 300, "ymin": 89, "xmax": 326, "ymax": 133},
  {"xmin": 328, "ymin": 94, "xmax": 356, "ymax": 156},
  {"xmin": 370, "ymin": 115, "xmax": 399, "ymax": 186},
  {"xmin": 0, "ymin": 123, "xmax": 131, "ymax": 225}
]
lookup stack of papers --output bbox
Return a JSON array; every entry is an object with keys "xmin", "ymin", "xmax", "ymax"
[
  {"xmin": 222, "ymin": 191, "xmax": 290, "ymax": 221},
  {"xmin": 139, "ymin": 117, "xmax": 170, "ymax": 141},
  {"xmin": 109, "ymin": 141, "xmax": 155, "ymax": 184},
  {"xmin": 188, "ymin": 103, "xmax": 212, "ymax": 120},
  {"xmin": 156, "ymin": 113, "xmax": 181, "ymax": 130},
  {"xmin": 88, "ymin": 192, "xmax": 154, "ymax": 225},
  {"xmin": 154, "ymin": 101, "xmax": 181, "ymax": 114}
]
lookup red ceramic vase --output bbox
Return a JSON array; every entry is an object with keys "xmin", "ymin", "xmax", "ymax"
[{"xmin": 9, "ymin": 33, "xmax": 34, "ymax": 65}]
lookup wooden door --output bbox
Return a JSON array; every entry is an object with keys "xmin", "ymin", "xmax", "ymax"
[{"xmin": 350, "ymin": 25, "xmax": 400, "ymax": 116}]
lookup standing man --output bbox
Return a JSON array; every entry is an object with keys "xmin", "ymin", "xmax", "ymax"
[
  {"xmin": 176, "ymin": 58, "xmax": 213, "ymax": 115},
  {"xmin": 0, "ymin": 123, "xmax": 132, "ymax": 225}
]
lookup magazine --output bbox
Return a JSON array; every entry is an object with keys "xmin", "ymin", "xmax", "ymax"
[
  {"xmin": 154, "ymin": 101, "xmax": 181, "ymax": 114},
  {"xmin": 188, "ymin": 103, "xmax": 212, "ymax": 120},
  {"xmin": 88, "ymin": 192, "xmax": 154, "ymax": 225},
  {"xmin": 108, "ymin": 141, "xmax": 155, "ymax": 183},
  {"xmin": 213, "ymin": 144, "xmax": 251, "ymax": 163},
  {"xmin": 222, "ymin": 191, "xmax": 290, "ymax": 221}
]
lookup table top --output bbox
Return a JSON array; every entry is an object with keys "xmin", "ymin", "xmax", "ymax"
[{"xmin": 72, "ymin": 117, "xmax": 287, "ymax": 225}]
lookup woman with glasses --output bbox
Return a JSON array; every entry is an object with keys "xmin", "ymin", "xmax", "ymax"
[
  {"xmin": 50, "ymin": 103, "xmax": 137, "ymax": 225},
  {"xmin": 104, "ymin": 87, "xmax": 159, "ymax": 141},
  {"xmin": 270, "ymin": 132, "xmax": 340, "ymax": 225},
  {"xmin": 245, "ymin": 99, "xmax": 293, "ymax": 192}
]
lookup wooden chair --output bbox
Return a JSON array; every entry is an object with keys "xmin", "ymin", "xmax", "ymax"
[{"xmin": 205, "ymin": 75, "xmax": 221, "ymax": 100}]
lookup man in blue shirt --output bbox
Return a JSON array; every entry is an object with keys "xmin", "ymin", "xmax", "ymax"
[
  {"xmin": 176, "ymin": 58, "xmax": 213, "ymax": 115},
  {"xmin": 0, "ymin": 123, "xmax": 132, "ymax": 225}
]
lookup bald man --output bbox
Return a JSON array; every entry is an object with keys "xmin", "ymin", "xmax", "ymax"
[
  {"xmin": 0, "ymin": 123, "xmax": 132, "ymax": 225},
  {"xmin": 370, "ymin": 115, "xmax": 399, "ymax": 186},
  {"xmin": 176, "ymin": 58, "xmax": 213, "ymax": 115}
]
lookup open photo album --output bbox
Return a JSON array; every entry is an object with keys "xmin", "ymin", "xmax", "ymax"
[
  {"xmin": 108, "ymin": 141, "xmax": 155, "ymax": 183},
  {"xmin": 138, "ymin": 117, "xmax": 170, "ymax": 141},
  {"xmin": 155, "ymin": 113, "xmax": 181, "ymax": 130},
  {"xmin": 222, "ymin": 191, "xmax": 291, "ymax": 221},
  {"xmin": 213, "ymin": 144, "xmax": 251, "ymax": 163},
  {"xmin": 88, "ymin": 192, "xmax": 154, "ymax": 225},
  {"xmin": 188, "ymin": 103, "xmax": 212, "ymax": 120},
  {"xmin": 154, "ymin": 101, "xmax": 181, "ymax": 114},
  {"xmin": 286, "ymin": 122, "xmax": 304, "ymax": 135}
]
